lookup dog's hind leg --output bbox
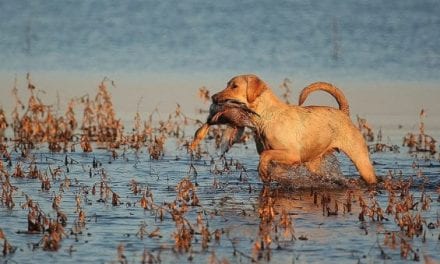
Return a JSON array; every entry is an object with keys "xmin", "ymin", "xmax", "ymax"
[{"xmin": 338, "ymin": 132, "xmax": 377, "ymax": 184}]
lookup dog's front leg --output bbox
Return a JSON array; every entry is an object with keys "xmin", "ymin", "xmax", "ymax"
[
  {"xmin": 258, "ymin": 149, "xmax": 301, "ymax": 183},
  {"xmin": 305, "ymin": 156, "xmax": 323, "ymax": 175}
]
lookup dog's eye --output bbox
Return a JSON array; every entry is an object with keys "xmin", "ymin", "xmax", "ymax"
[{"xmin": 231, "ymin": 84, "xmax": 238, "ymax": 89}]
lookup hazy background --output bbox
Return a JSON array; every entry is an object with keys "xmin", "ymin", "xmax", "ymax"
[{"xmin": 1, "ymin": 0, "xmax": 439, "ymax": 130}]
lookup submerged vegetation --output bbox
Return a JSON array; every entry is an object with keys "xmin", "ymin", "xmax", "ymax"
[{"xmin": 0, "ymin": 74, "xmax": 439, "ymax": 263}]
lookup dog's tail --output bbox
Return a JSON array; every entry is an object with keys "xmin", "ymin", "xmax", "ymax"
[{"xmin": 298, "ymin": 82, "xmax": 350, "ymax": 116}]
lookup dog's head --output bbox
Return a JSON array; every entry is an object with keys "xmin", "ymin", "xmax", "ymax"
[{"xmin": 211, "ymin": 74, "xmax": 268, "ymax": 107}]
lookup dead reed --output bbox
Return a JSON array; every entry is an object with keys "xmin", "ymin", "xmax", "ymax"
[{"xmin": 0, "ymin": 74, "xmax": 438, "ymax": 263}]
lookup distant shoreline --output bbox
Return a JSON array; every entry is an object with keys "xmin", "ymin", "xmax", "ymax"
[{"xmin": 1, "ymin": 71, "xmax": 439, "ymax": 133}]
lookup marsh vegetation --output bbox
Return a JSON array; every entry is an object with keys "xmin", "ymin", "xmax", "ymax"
[{"xmin": 0, "ymin": 75, "xmax": 439, "ymax": 263}]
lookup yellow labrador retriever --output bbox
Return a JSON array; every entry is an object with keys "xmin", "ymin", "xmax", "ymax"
[{"xmin": 191, "ymin": 74, "xmax": 377, "ymax": 184}]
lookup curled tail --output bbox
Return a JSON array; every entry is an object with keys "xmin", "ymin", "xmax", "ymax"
[{"xmin": 298, "ymin": 82, "xmax": 350, "ymax": 116}]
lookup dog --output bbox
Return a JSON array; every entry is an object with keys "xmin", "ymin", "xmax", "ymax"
[{"xmin": 191, "ymin": 74, "xmax": 377, "ymax": 184}]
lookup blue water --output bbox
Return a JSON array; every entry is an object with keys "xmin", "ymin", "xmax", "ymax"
[
  {"xmin": 1, "ymin": 0, "xmax": 439, "ymax": 80},
  {"xmin": 1, "ymin": 2, "xmax": 440, "ymax": 262}
]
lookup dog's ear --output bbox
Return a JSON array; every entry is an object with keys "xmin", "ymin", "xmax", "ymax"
[{"xmin": 246, "ymin": 75, "xmax": 267, "ymax": 103}]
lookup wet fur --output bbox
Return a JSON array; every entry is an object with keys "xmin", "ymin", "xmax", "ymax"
[{"xmin": 210, "ymin": 74, "xmax": 377, "ymax": 184}]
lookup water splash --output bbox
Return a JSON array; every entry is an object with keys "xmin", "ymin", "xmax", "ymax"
[{"xmin": 268, "ymin": 154, "xmax": 356, "ymax": 189}]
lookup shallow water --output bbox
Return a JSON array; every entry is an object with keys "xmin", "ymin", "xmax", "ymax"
[
  {"xmin": 1, "ymin": 0, "xmax": 439, "ymax": 262},
  {"xmin": 0, "ymin": 125, "xmax": 439, "ymax": 263},
  {"xmin": 1, "ymin": 0, "xmax": 439, "ymax": 80}
]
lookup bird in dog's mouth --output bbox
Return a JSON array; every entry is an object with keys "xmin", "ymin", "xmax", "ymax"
[
  {"xmin": 206, "ymin": 99, "xmax": 259, "ymax": 128},
  {"xmin": 189, "ymin": 99, "xmax": 259, "ymax": 152}
]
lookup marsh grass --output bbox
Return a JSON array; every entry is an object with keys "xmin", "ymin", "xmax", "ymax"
[{"xmin": 0, "ymin": 74, "xmax": 438, "ymax": 263}]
